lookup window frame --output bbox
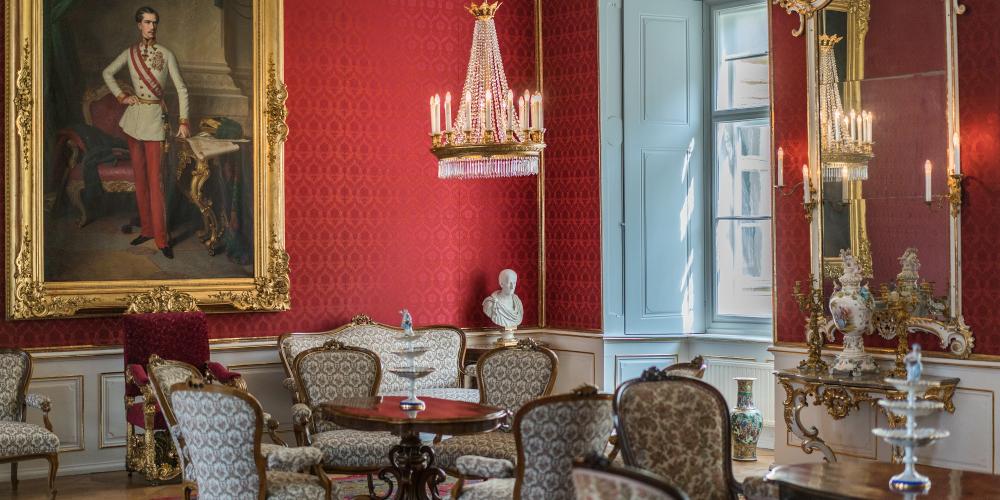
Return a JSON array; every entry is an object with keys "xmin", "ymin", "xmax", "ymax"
[{"xmin": 704, "ymin": 0, "xmax": 773, "ymax": 335}]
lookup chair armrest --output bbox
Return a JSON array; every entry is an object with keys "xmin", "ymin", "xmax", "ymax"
[
  {"xmin": 455, "ymin": 455, "xmax": 515, "ymax": 479},
  {"xmin": 126, "ymin": 363, "xmax": 149, "ymax": 387},
  {"xmin": 266, "ymin": 445, "xmax": 323, "ymax": 472},
  {"xmin": 291, "ymin": 404, "xmax": 312, "ymax": 424},
  {"xmin": 282, "ymin": 377, "xmax": 298, "ymax": 394},
  {"xmin": 741, "ymin": 476, "xmax": 776, "ymax": 500},
  {"xmin": 25, "ymin": 393, "xmax": 53, "ymax": 432},
  {"xmin": 262, "ymin": 411, "xmax": 287, "ymax": 446},
  {"xmin": 205, "ymin": 361, "xmax": 241, "ymax": 384}
]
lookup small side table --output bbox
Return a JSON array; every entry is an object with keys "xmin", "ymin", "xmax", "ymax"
[
  {"xmin": 322, "ymin": 396, "xmax": 506, "ymax": 500},
  {"xmin": 776, "ymin": 368, "xmax": 958, "ymax": 463},
  {"xmin": 766, "ymin": 462, "xmax": 1000, "ymax": 499}
]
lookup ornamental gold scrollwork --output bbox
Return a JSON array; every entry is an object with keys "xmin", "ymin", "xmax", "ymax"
[
  {"xmin": 847, "ymin": 0, "xmax": 871, "ymax": 42},
  {"xmin": 771, "ymin": 0, "xmax": 834, "ymax": 37},
  {"xmin": 266, "ymin": 57, "xmax": 289, "ymax": 173},
  {"xmin": 211, "ymin": 232, "xmax": 290, "ymax": 311},
  {"xmin": 816, "ymin": 386, "xmax": 876, "ymax": 420},
  {"xmin": 779, "ymin": 379, "xmax": 836, "ymax": 462},
  {"xmin": 14, "ymin": 41, "xmax": 32, "ymax": 171},
  {"xmin": 124, "ymin": 286, "xmax": 199, "ymax": 314},
  {"xmin": 12, "ymin": 230, "xmax": 93, "ymax": 319}
]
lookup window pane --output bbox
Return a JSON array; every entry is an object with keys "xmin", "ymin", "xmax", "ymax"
[
  {"xmin": 716, "ymin": 5, "xmax": 769, "ymax": 110},
  {"xmin": 715, "ymin": 120, "xmax": 771, "ymax": 218},
  {"xmin": 715, "ymin": 219, "xmax": 772, "ymax": 318}
]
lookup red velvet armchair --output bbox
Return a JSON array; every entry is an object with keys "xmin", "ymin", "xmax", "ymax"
[{"xmin": 123, "ymin": 311, "xmax": 244, "ymax": 482}]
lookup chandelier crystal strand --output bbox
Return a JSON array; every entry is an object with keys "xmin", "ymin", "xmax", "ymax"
[
  {"xmin": 430, "ymin": 1, "xmax": 545, "ymax": 179},
  {"xmin": 819, "ymin": 34, "xmax": 874, "ymax": 182}
]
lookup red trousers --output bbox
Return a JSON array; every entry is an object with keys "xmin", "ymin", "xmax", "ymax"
[{"xmin": 127, "ymin": 138, "xmax": 169, "ymax": 248}]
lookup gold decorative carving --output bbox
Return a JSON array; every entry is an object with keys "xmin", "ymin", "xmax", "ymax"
[
  {"xmin": 848, "ymin": 0, "xmax": 871, "ymax": 41},
  {"xmin": 948, "ymin": 172, "xmax": 963, "ymax": 217},
  {"xmin": 12, "ymin": 230, "xmax": 93, "ymax": 319},
  {"xmin": 794, "ymin": 276, "xmax": 829, "ymax": 373},
  {"xmin": 101, "ymin": 180, "xmax": 136, "ymax": 193},
  {"xmin": 351, "ymin": 314, "xmax": 375, "ymax": 325},
  {"xmin": 212, "ymin": 232, "xmax": 290, "ymax": 311},
  {"xmin": 124, "ymin": 286, "xmax": 199, "ymax": 314},
  {"xmin": 772, "ymin": 0, "xmax": 834, "ymax": 37},
  {"xmin": 14, "ymin": 41, "xmax": 32, "ymax": 171},
  {"xmin": 953, "ymin": 1, "xmax": 966, "ymax": 15},
  {"xmin": 266, "ymin": 58, "xmax": 288, "ymax": 173}
]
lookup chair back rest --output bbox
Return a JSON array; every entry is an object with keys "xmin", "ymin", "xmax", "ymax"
[
  {"xmin": 147, "ymin": 355, "xmax": 202, "ymax": 482},
  {"xmin": 83, "ymin": 82, "xmax": 132, "ymax": 143},
  {"xmin": 293, "ymin": 340, "xmax": 381, "ymax": 432},
  {"xmin": 171, "ymin": 378, "xmax": 266, "ymax": 499},
  {"xmin": 123, "ymin": 311, "xmax": 210, "ymax": 397},
  {"xmin": 0, "ymin": 349, "xmax": 31, "ymax": 422},
  {"xmin": 663, "ymin": 355, "xmax": 707, "ymax": 379},
  {"xmin": 513, "ymin": 386, "xmax": 614, "ymax": 500},
  {"xmin": 279, "ymin": 314, "xmax": 466, "ymax": 393},
  {"xmin": 478, "ymin": 339, "xmax": 558, "ymax": 417},
  {"xmin": 615, "ymin": 375, "xmax": 736, "ymax": 500},
  {"xmin": 571, "ymin": 455, "xmax": 689, "ymax": 500}
]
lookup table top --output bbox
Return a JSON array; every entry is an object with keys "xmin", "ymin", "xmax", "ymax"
[
  {"xmin": 776, "ymin": 368, "xmax": 959, "ymax": 390},
  {"xmin": 320, "ymin": 396, "xmax": 507, "ymax": 436},
  {"xmin": 766, "ymin": 462, "xmax": 1000, "ymax": 499}
]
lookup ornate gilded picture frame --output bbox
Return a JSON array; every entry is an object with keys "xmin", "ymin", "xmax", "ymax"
[{"xmin": 5, "ymin": 0, "xmax": 289, "ymax": 319}]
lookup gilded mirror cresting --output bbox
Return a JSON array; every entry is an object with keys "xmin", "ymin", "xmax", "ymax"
[
  {"xmin": 5, "ymin": 0, "xmax": 289, "ymax": 318},
  {"xmin": 775, "ymin": 0, "xmax": 973, "ymax": 357}
]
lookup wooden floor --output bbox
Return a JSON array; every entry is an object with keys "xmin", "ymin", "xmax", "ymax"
[{"xmin": 3, "ymin": 450, "xmax": 775, "ymax": 499}]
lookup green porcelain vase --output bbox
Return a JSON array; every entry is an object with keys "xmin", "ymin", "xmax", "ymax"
[{"xmin": 731, "ymin": 377, "xmax": 763, "ymax": 461}]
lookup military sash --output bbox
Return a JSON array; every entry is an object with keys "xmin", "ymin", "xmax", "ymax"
[{"xmin": 130, "ymin": 44, "xmax": 163, "ymax": 99}]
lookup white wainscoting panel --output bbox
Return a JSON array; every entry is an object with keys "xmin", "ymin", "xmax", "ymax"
[
  {"xmin": 615, "ymin": 354, "xmax": 678, "ymax": 387},
  {"xmin": 100, "ymin": 372, "xmax": 127, "ymax": 448},
  {"xmin": 702, "ymin": 357, "xmax": 776, "ymax": 450},
  {"xmin": 25, "ymin": 376, "xmax": 85, "ymax": 452}
]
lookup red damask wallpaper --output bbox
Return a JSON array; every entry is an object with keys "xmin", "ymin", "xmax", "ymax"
[
  {"xmin": 773, "ymin": 1, "xmax": 1000, "ymax": 355},
  {"xmin": 541, "ymin": 0, "xmax": 603, "ymax": 331},
  {"xmin": 1, "ymin": 0, "xmax": 543, "ymax": 348}
]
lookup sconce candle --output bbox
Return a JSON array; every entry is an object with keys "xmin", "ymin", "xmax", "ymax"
[
  {"xmin": 803, "ymin": 165, "xmax": 811, "ymax": 204},
  {"xmin": 925, "ymin": 160, "xmax": 933, "ymax": 203},
  {"xmin": 444, "ymin": 92, "xmax": 452, "ymax": 133},
  {"xmin": 952, "ymin": 133, "xmax": 961, "ymax": 175},
  {"xmin": 777, "ymin": 147, "xmax": 785, "ymax": 187}
]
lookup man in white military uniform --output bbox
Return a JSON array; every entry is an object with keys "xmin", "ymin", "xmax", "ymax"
[{"xmin": 102, "ymin": 6, "xmax": 189, "ymax": 259}]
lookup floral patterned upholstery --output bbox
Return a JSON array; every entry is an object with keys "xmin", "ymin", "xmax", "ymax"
[
  {"xmin": 266, "ymin": 446, "xmax": 323, "ymax": 472},
  {"xmin": 0, "ymin": 422, "xmax": 60, "ymax": 457},
  {"xmin": 455, "ymin": 455, "xmax": 514, "ymax": 478},
  {"xmin": 0, "ymin": 350, "xmax": 30, "ymax": 422},
  {"xmin": 310, "ymin": 429, "xmax": 397, "ymax": 468},
  {"xmin": 457, "ymin": 387, "xmax": 613, "ymax": 500},
  {"xmin": 460, "ymin": 478, "xmax": 516, "ymax": 499},
  {"xmin": 616, "ymin": 376, "xmax": 739, "ymax": 500},
  {"xmin": 478, "ymin": 343, "xmax": 557, "ymax": 418},
  {"xmin": 385, "ymin": 387, "xmax": 480, "ymax": 403},
  {"xmin": 571, "ymin": 456, "xmax": 689, "ymax": 500},
  {"xmin": 435, "ymin": 431, "xmax": 518, "ymax": 473},
  {"xmin": 740, "ymin": 476, "xmax": 778, "ymax": 500},
  {"xmin": 171, "ymin": 382, "xmax": 335, "ymax": 500}
]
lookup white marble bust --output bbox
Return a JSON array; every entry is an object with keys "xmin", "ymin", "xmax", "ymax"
[{"xmin": 482, "ymin": 269, "xmax": 524, "ymax": 331}]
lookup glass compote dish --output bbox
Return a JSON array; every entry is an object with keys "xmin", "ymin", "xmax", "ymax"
[
  {"xmin": 871, "ymin": 344, "xmax": 949, "ymax": 493},
  {"xmin": 390, "ymin": 309, "xmax": 436, "ymax": 411}
]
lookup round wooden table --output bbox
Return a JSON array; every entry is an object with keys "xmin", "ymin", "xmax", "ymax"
[
  {"xmin": 766, "ymin": 462, "xmax": 1000, "ymax": 499},
  {"xmin": 321, "ymin": 396, "xmax": 506, "ymax": 500}
]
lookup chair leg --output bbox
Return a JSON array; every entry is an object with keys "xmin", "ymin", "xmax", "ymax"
[
  {"xmin": 10, "ymin": 462, "xmax": 17, "ymax": 491},
  {"xmin": 184, "ymin": 485, "xmax": 195, "ymax": 500},
  {"xmin": 46, "ymin": 453, "xmax": 59, "ymax": 498},
  {"xmin": 451, "ymin": 477, "xmax": 465, "ymax": 499}
]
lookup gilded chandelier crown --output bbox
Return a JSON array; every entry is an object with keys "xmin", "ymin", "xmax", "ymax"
[
  {"xmin": 818, "ymin": 34, "xmax": 843, "ymax": 48},
  {"xmin": 466, "ymin": 1, "xmax": 502, "ymax": 20}
]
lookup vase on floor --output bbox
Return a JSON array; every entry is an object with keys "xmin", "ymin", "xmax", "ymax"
[{"xmin": 731, "ymin": 377, "xmax": 763, "ymax": 461}]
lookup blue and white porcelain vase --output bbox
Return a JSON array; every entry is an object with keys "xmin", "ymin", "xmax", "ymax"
[{"xmin": 731, "ymin": 377, "xmax": 763, "ymax": 461}]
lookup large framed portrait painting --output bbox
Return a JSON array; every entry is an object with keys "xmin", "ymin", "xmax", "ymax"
[{"xmin": 5, "ymin": 0, "xmax": 288, "ymax": 318}]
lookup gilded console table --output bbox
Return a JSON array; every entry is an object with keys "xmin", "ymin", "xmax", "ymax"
[
  {"xmin": 176, "ymin": 137, "xmax": 249, "ymax": 255},
  {"xmin": 776, "ymin": 368, "xmax": 958, "ymax": 463}
]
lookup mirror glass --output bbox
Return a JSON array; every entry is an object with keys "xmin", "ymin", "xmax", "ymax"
[{"xmin": 818, "ymin": 0, "xmax": 950, "ymax": 295}]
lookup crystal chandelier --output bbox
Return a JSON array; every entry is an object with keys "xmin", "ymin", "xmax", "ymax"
[
  {"xmin": 819, "ymin": 34, "xmax": 874, "ymax": 182},
  {"xmin": 428, "ymin": 1, "xmax": 546, "ymax": 179}
]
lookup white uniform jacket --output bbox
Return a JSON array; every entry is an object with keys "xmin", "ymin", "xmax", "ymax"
[{"xmin": 102, "ymin": 42, "xmax": 189, "ymax": 142}]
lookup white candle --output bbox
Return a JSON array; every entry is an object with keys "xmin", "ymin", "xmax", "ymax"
[
  {"xmin": 834, "ymin": 110, "xmax": 841, "ymax": 142},
  {"xmin": 776, "ymin": 147, "xmax": 785, "ymax": 187},
  {"xmin": 530, "ymin": 94, "xmax": 540, "ymax": 131},
  {"xmin": 485, "ymin": 91, "xmax": 493, "ymax": 132},
  {"xmin": 803, "ymin": 165, "xmax": 811, "ymax": 204},
  {"xmin": 435, "ymin": 94, "xmax": 441, "ymax": 134},
  {"xmin": 444, "ymin": 92, "xmax": 452, "ymax": 133},
  {"xmin": 519, "ymin": 96, "xmax": 527, "ymax": 130},
  {"xmin": 867, "ymin": 112, "xmax": 873, "ymax": 143},
  {"xmin": 479, "ymin": 100, "xmax": 486, "ymax": 135},
  {"xmin": 855, "ymin": 113, "xmax": 862, "ymax": 144},
  {"xmin": 506, "ymin": 90, "xmax": 514, "ymax": 129},
  {"xmin": 841, "ymin": 168, "xmax": 849, "ymax": 204},
  {"xmin": 953, "ymin": 132, "xmax": 961, "ymax": 175},
  {"xmin": 537, "ymin": 93, "xmax": 544, "ymax": 130},
  {"xmin": 465, "ymin": 91, "xmax": 473, "ymax": 131},
  {"xmin": 429, "ymin": 96, "xmax": 436, "ymax": 134},
  {"xmin": 925, "ymin": 160, "xmax": 933, "ymax": 203},
  {"xmin": 850, "ymin": 110, "xmax": 857, "ymax": 142}
]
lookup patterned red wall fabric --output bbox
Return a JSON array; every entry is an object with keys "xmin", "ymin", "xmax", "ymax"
[
  {"xmin": 773, "ymin": 1, "xmax": 1000, "ymax": 355},
  {"xmin": 541, "ymin": 0, "xmax": 603, "ymax": 331},
  {"xmin": 0, "ymin": 0, "xmax": 541, "ymax": 348}
]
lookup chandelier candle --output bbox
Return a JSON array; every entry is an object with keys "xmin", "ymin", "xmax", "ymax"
[
  {"xmin": 925, "ymin": 160, "xmax": 933, "ymax": 203},
  {"xmin": 429, "ymin": 0, "xmax": 546, "ymax": 179},
  {"xmin": 776, "ymin": 147, "xmax": 784, "ymax": 187},
  {"xmin": 803, "ymin": 165, "xmax": 811, "ymax": 204},
  {"xmin": 952, "ymin": 132, "xmax": 961, "ymax": 175}
]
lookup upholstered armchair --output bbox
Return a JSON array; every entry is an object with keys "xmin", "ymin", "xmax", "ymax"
[
  {"xmin": 290, "ymin": 339, "xmax": 397, "ymax": 497},
  {"xmin": 615, "ymin": 371, "xmax": 742, "ymax": 500},
  {"xmin": 170, "ymin": 377, "xmax": 337, "ymax": 500},
  {"xmin": 435, "ymin": 338, "xmax": 558, "ymax": 477},
  {"xmin": 147, "ymin": 354, "xmax": 289, "ymax": 492},
  {"xmin": 56, "ymin": 82, "xmax": 136, "ymax": 227},
  {"xmin": 571, "ymin": 453, "xmax": 689, "ymax": 500},
  {"xmin": 608, "ymin": 356, "xmax": 707, "ymax": 461},
  {"xmin": 0, "ymin": 349, "xmax": 59, "ymax": 497},
  {"xmin": 452, "ymin": 385, "xmax": 614, "ymax": 499},
  {"xmin": 123, "ymin": 311, "xmax": 244, "ymax": 482}
]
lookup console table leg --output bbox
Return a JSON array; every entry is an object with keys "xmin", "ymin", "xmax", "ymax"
[
  {"xmin": 781, "ymin": 380, "xmax": 837, "ymax": 463},
  {"xmin": 378, "ymin": 432, "xmax": 448, "ymax": 500}
]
